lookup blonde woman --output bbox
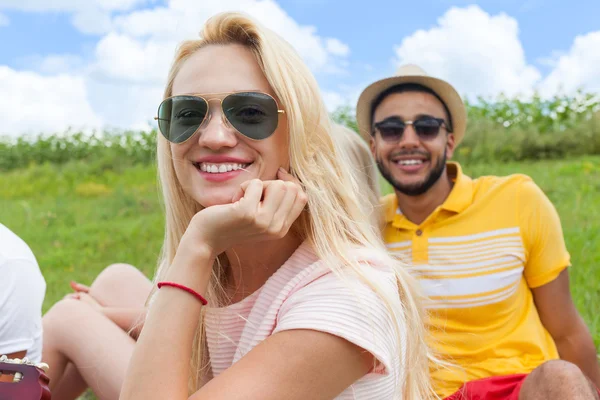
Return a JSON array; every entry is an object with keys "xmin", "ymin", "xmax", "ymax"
[
  {"xmin": 119, "ymin": 12, "xmax": 431, "ymax": 400},
  {"xmin": 44, "ymin": 12, "xmax": 431, "ymax": 400},
  {"xmin": 115, "ymin": 12, "xmax": 433, "ymax": 400}
]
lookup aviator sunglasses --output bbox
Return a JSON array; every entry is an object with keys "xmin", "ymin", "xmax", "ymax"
[
  {"xmin": 372, "ymin": 116, "xmax": 451, "ymax": 142},
  {"xmin": 155, "ymin": 91, "xmax": 285, "ymax": 144}
]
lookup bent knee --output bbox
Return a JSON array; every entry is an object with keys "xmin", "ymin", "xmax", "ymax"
[
  {"xmin": 530, "ymin": 360, "xmax": 587, "ymax": 383},
  {"xmin": 93, "ymin": 263, "xmax": 141, "ymax": 287},
  {"xmin": 89, "ymin": 263, "xmax": 150, "ymax": 307},
  {"xmin": 43, "ymin": 299, "xmax": 90, "ymax": 336}
]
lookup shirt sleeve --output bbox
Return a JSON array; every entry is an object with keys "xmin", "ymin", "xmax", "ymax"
[
  {"xmin": 0, "ymin": 259, "xmax": 46, "ymax": 357},
  {"xmin": 518, "ymin": 178, "xmax": 571, "ymax": 288},
  {"xmin": 272, "ymin": 262, "xmax": 404, "ymax": 378}
]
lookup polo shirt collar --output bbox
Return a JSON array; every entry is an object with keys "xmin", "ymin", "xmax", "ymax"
[{"xmin": 441, "ymin": 162, "xmax": 473, "ymax": 214}]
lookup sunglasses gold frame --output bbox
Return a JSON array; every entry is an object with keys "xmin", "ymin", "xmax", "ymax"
[{"xmin": 154, "ymin": 91, "xmax": 285, "ymax": 144}]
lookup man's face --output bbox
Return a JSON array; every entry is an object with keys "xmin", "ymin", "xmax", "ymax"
[{"xmin": 370, "ymin": 91, "xmax": 456, "ymax": 197}]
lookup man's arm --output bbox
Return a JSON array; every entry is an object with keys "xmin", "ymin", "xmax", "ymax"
[{"xmin": 532, "ymin": 269, "xmax": 600, "ymax": 387}]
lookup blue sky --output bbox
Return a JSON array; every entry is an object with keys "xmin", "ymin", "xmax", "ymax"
[{"xmin": 1, "ymin": 0, "xmax": 599, "ymax": 135}]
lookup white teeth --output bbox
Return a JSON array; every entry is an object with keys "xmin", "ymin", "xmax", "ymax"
[
  {"xmin": 398, "ymin": 159, "xmax": 424, "ymax": 166},
  {"xmin": 197, "ymin": 162, "xmax": 249, "ymax": 173}
]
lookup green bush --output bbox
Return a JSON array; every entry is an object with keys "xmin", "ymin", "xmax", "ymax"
[{"xmin": 0, "ymin": 130, "xmax": 157, "ymax": 172}]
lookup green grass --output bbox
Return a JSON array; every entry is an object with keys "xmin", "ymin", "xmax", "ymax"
[
  {"xmin": 0, "ymin": 161, "xmax": 165, "ymax": 312},
  {"xmin": 0, "ymin": 157, "xmax": 599, "ymax": 400}
]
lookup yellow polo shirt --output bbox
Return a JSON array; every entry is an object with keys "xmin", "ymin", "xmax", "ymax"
[{"xmin": 382, "ymin": 162, "xmax": 570, "ymax": 397}]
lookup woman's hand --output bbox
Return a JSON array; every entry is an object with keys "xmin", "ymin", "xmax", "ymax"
[
  {"xmin": 63, "ymin": 280, "xmax": 92, "ymax": 300},
  {"xmin": 180, "ymin": 168, "xmax": 308, "ymax": 260},
  {"xmin": 70, "ymin": 292, "xmax": 104, "ymax": 313},
  {"xmin": 70, "ymin": 280, "xmax": 90, "ymax": 293}
]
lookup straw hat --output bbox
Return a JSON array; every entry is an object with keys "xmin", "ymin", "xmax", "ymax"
[{"xmin": 356, "ymin": 64, "xmax": 467, "ymax": 144}]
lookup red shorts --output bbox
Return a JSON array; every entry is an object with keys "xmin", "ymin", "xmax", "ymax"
[
  {"xmin": 444, "ymin": 374, "xmax": 527, "ymax": 400},
  {"xmin": 444, "ymin": 374, "xmax": 600, "ymax": 400}
]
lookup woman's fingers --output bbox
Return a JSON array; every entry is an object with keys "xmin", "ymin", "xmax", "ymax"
[
  {"xmin": 270, "ymin": 182, "xmax": 300, "ymax": 231},
  {"xmin": 259, "ymin": 181, "xmax": 288, "ymax": 225},
  {"xmin": 276, "ymin": 167, "xmax": 303, "ymax": 184},
  {"xmin": 288, "ymin": 190, "xmax": 308, "ymax": 226},
  {"xmin": 267, "ymin": 169, "xmax": 306, "ymax": 235},
  {"xmin": 230, "ymin": 170, "xmax": 306, "ymax": 237},
  {"xmin": 237, "ymin": 179, "xmax": 263, "ymax": 213},
  {"xmin": 70, "ymin": 281, "xmax": 90, "ymax": 293}
]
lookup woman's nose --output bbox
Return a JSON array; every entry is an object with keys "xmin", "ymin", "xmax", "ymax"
[{"xmin": 195, "ymin": 106, "xmax": 238, "ymax": 150}]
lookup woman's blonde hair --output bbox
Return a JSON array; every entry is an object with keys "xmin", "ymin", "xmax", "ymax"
[
  {"xmin": 330, "ymin": 123, "xmax": 382, "ymax": 230},
  {"xmin": 149, "ymin": 12, "xmax": 434, "ymax": 399}
]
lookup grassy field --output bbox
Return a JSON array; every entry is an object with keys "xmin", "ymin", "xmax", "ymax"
[{"xmin": 1, "ymin": 156, "xmax": 599, "ymax": 360}]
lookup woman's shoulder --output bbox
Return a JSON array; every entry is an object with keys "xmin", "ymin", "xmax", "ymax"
[{"xmin": 277, "ymin": 242, "xmax": 395, "ymax": 289}]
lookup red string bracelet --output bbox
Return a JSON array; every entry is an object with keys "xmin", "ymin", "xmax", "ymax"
[{"xmin": 157, "ymin": 281, "xmax": 208, "ymax": 305}]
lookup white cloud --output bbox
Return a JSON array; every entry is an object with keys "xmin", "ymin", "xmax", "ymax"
[
  {"xmin": 326, "ymin": 38, "xmax": 350, "ymax": 57},
  {"xmin": 71, "ymin": 8, "xmax": 113, "ymax": 35},
  {"xmin": 0, "ymin": 11, "xmax": 9, "ymax": 26},
  {"xmin": 106, "ymin": 0, "xmax": 350, "ymax": 75},
  {"xmin": 393, "ymin": 5, "xmax": 541, "ymax": 98},
  {"xmin": 540, "ymin": 31, "xmax": 600, "ymax": 96},
  {"xmin": 91, "ymin": 32, "xmax": 171, "ymax": 84},
  {"xmin": 37, "ymin": 54, "xmax": 83, "ymax": 74},
  {"xmin": 0, "ymin": 66, "xmax": 102, "ymax": 136}
]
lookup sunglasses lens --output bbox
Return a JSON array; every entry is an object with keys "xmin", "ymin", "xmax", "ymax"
[
  {"xmin": 377, "ymin": 123, "xmax": 405, "ymax": 142},
  {"xmin": 222, "ymin": 92, "xmax": 280, "ymax": 140},
  {"xmin": 414, "ymin": 118, "xmax": 442, "ymax": 140},
  {"xmin": 157, "ymin": 96, "xmax": 208, "ymax": 143}
]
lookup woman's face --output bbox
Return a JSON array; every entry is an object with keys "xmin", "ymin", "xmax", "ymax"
[{"xmin": 169, "ymin": 44, "xmax": 289, "ymax": 208}]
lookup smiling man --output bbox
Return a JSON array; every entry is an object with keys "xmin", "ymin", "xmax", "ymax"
[{"xmin": 356, "ymin": 64, "xmax": 600, "ymax": 400}]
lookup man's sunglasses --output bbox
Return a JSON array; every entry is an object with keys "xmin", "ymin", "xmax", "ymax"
[
  {"xmin": 155, "ymin": 91, "xmax": 285, "ymax": 144},
  {"xmin": 372, "ymin": 116, "xmax": 450, "ymax": 142}
]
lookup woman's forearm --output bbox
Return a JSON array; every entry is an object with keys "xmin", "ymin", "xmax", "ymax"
[{"xmin": 120, "ymin": 246, "xmax": 214, "ymax": 400}]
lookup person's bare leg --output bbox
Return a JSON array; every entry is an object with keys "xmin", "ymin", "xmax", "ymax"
[
  {"xmin": 519, "ymin": 360, "xmax": 599, "ymax": 400},
  {"xmin": 43, "ymin": 299, "xmax": 136, "ymax": 400},
  {"xmin": 88, "ymin": 263, "xmax": 153, "ymax": 308},
  {"xmin": 45, "ymin": 263, "xmax": 152, "ymax": 400}
]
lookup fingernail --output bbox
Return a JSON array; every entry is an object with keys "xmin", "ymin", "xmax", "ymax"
[{"xmin": 278, "ymin": 167, "xmax": 287, "ymax": 174}]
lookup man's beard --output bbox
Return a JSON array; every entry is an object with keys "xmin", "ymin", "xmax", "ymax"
[{"xmin": 376, "ymin": 149, "xmax": 447, "ymax": 197}]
